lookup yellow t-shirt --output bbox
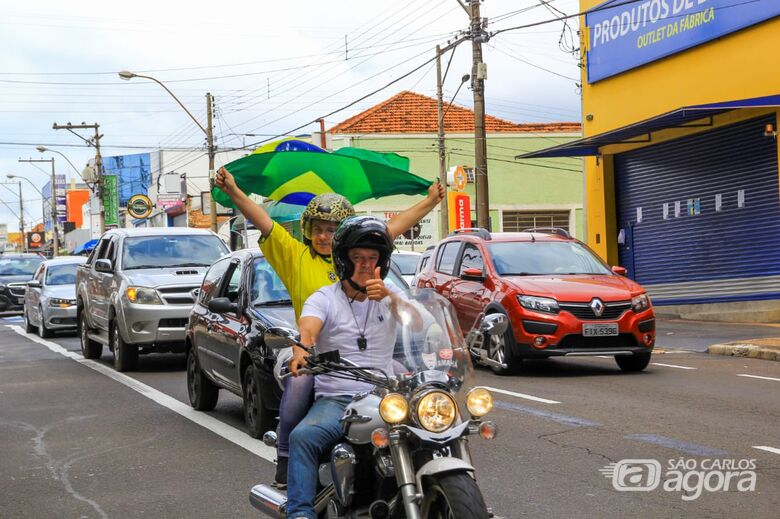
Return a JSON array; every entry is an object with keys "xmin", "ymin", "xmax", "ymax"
[{"xmin": 259, "ymin": 222, "xmax": 338, "ymax": 321}]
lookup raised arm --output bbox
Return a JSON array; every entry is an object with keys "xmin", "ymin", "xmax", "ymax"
[
  {"xmin": 386, "ymin": 180, "xmax": 446, "ymax": 239},
  {"xmin": 215, "ymin": 167, "xmax": 274, "ymax": 236}
]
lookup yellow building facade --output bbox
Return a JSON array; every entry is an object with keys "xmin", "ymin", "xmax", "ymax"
[{"xmin": 522, "ymin": 2, "xmax": 780, "ymax": 321}]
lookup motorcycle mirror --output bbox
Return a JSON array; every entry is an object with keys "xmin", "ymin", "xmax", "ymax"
[
  {"xmin": 480, "ymin": 313, "xmax": 508, "ymax": 336},
  {"xmin": 264, "ymin": 326, "xmax": 302, "ymax": 349}
]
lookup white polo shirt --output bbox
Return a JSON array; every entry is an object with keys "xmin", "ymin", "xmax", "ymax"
[{"xmin": 301, "ymin": 282, "xmax": 400, "ymax": 398}]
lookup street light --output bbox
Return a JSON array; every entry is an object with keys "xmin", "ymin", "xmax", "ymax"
[
  {"xmin": 118, "ymin": 69, "xmax": 217, "ymax": 232},
  {"xmin": 5, "ymin": 174, "xmax": 60, "ymax": 256},
  {"xmin": 36, "ymin": 146, "xmax": 82, "ymax": 178}
]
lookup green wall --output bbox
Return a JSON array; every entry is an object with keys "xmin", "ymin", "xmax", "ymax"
[{"xmin": 339, "ymin": 134, "xmax": 584, "ymax": 239}]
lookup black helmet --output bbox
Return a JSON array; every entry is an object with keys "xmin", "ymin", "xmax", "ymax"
[
  {"xmin": 300, "ymin": 193, "xmax": 355, "ymax": 242},
  {"xmin": 332, "ymin": 216, "xmax": 394, "ymax": 281}
]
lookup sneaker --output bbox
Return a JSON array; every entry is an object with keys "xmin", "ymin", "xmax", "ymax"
[{"xmin": 273, "ymin": 456, "xmax": 288, "ymax": 489}]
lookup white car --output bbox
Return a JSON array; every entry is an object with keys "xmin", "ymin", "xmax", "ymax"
[
  {"xmin": 390, "ymin": 251, "xmax": 421, "ymax": 286},
  {"xmin": 24, "ymin": 256, "xmax": 86, "ymax": 338}
]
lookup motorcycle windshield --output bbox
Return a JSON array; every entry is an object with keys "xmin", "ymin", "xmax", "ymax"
[{"xmin": 391, "ymin": 288, "xmax": 475, "ymax": 403}]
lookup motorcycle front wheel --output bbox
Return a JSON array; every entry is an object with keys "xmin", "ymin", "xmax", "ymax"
[{"xmin": 420, "ymin": 472, "xmax": 489, "ymax": 519}]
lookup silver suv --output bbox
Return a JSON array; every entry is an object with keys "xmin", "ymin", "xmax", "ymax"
[{"xmin": 76, "ymin": 227, "xmax": 229, "ymax": 371}]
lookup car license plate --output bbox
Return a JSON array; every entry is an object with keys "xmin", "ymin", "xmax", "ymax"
[{"xmin": 583, "ymin": 323, "xmax": 618, "ymax": 337}]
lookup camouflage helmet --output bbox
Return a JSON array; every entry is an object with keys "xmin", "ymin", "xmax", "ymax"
[{"xmin": 301, "ymin": 193, "xmax": 355, "ymax": 241}]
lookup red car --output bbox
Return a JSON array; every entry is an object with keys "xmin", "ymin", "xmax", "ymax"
[{"xmin": 415, "ymin": 228, "xmax": 655, "ymax": 374}]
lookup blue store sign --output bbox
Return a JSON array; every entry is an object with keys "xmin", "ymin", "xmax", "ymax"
[{"xmin": 586, "ymin": 0, "xmax": 780, "ymax": 83}]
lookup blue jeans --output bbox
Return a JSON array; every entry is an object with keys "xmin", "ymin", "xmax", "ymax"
[
  {"xmin": 286, "ymin": 395, "xmax": 351, "ymax": 519},
  {"xmin": 277, "ymin": 374, "xmax": 314, "ymax": 457}
]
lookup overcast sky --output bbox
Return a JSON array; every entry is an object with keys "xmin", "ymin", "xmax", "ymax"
[{"xmin": 0, "ymin": 0, "xmax": 582, "ymax": 231}]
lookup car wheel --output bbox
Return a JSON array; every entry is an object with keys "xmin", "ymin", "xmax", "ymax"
[
  {"xmin": 615, "ymin": 352, "xmax": 651, "ymax": 372},
  {"xmin": 111, "ymin": 319, "xmax": 138, "ymax": 372},
  {"xmin": 243, "ymin": 364, "xmax": 274, "ymax": 438},
  {"xmin": 186, "ymin": 348, "xmax": 219, "ymax": 411},
  {"xmin": 24, "ymin": 308, "xmax": 35, "ymax": 333},
  {"xmin": 79, "ymin": 310, "xmax": 103, "ymax": 359},
  {"xmin": 37, "ymin": 306, "xmax": 51, "ymax": 338},
  {"xmin": 486, "ymin": 318, "xmax": 519, "ymax": 376}
]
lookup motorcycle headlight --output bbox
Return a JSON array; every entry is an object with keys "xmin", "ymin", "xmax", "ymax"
[
  {"xmin": 631, "ymin": 293, "xmax": 650, "ymax": 313},
  {"xmin": 416, "ymin": 391, "xmax": 457, "ymax": 433},
  {"xmin": 126, "ymin": 286, "xmax": 162, "ymax": 305},
  {"xmin": 518, "ymin": 295, "xmax": 559, "ymax": 314},
  {"xmin": 466, "ymin": 387, "xmax": 494, "ymax": 418},
  {"xmin": 379, "ymin": 393, "xmax": 409, "ymax": 424},
  {"xmin": 49, "ymin": 298, "xmax": 76, "ymax": 308}
]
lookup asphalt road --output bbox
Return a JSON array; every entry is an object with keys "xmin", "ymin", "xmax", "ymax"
[{"xmin": 1, "ymin": 315, "xmax": 778, "ymax": 519}]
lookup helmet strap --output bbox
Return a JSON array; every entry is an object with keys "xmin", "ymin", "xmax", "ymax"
[{"xmin": 346, "ymin": 278, "xmax": 367, "ymax": 294}]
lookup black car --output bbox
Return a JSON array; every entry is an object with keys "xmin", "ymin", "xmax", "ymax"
[
  {"xmin": 185, "ymin": 248, "xmax": 409, "ymax": 439},
  {"xmin": 0, "ymin": 253, "xmax": 45, "ymax": 312}
]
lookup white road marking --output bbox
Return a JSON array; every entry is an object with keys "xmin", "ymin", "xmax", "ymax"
[
  {"xmin": 483, "ymin": 386, "xmax": 560, "ymax": 404},
  {"xmin": 753, "ymin": 446, "xmax": 780, "ymax": 455},
  {"xmin": 7, "ymin": 325, "xmax": 276, "ymax": 462},
  {"xmin": 651, "ymin": 362, "xmax": 697, "ymax": 370},
  {"xmin": 737, "ymin": 374, "xmax": 780, "ymax": 382}
]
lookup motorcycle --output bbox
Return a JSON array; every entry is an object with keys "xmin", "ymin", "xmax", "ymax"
[{"xmin": 250, "ymin": 288, "xmax": 506, "ymax": 519}]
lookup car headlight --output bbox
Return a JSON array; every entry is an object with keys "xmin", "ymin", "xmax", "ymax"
[
  {"xmin": 379, "ymin": 393, "xmax": 409, "ymax": 424},
  {"xmin": 49, "ymin": 298, "xmax": 76, "ymax": 308},
  {"xmin": 416, "ymin": 391, "xmax": 457, "ymax": 433},
  {"xmin": 126, "ymin": 287, "xmax": 162, "ymax": 305},
  {"xmin": 631, "ymin": 293, "xmax": 650, "ymax": 313},
  {"xmin": 518, "ymin": 295, "xmax": 559, "ymax": 314},
  {"xmin": 466, "ymin": 387, "xmax": 494, "ymax": 417}
]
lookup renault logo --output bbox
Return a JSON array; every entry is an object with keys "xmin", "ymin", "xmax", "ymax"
[{"xmin": 590, "ymin": 298, "xmax": 605, "ymax": 317}]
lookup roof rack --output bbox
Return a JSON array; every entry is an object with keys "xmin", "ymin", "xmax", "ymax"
[
  {"xmin": 522, "ymin": 227, "xmax": 572, "ymax": 239},
  {"xmin": 448, "ymin": 228, "xmax": 491, "ymax": 240}
]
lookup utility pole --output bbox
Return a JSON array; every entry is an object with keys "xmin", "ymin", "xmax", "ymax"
[
  {"xmin": 207, "ymin": 93, "xmax": 218, "ymax": 232},
  {"xmin": 19, "ymin": 157, "xmax": 59, "ymax": 256},
  {"xmin": 17, "ymin": 182, "xmax": 26, "ymax": 252},
  {"xmin": 52, "ymin": 122, "xmax": 106, "ymax": 235},
  {"xmin": 467, "ymin": 0, "xmax": 490, "ymax": 229},
  {"xmin": 436, "ymin": 45, "xmax": 449, "ymax": 239}
]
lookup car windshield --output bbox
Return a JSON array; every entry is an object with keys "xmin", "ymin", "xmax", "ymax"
[
  {"xmin": 45, "ymin": 263, "xmax": 79, "ymax": 285},
  {"xmin": 0, "ymin": 256, "xmax": 43, "ymax": 276},
  {"xmin": 251, "ymin": 258, "xmax": 291, "ymax": 305},
  {"xmin": 391, "ymin": 254, "xmax": 419, "ymax": 275},
  {"xmin": 122, "ymin": 235, "xmax": 228, "ymax": 270},
  {"xmin": 487, "ymin": 241, "xmax": 611, "ymax": 275}
]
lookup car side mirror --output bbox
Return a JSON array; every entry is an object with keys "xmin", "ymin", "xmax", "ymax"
[
  {"xmin": 26, "ymin": 280, "xmax": 42, "ymax": 288},
  {"xmin": 611, "ymin": 266, "xmax": 627, "ymax": 276},
  {"xmin": 480, "ymin": 313, "xmax": 508, "ymax": 336},
  {"xmin": 208, "ymin": 297, "xmax": 238, "ymax": 314},
  {"xmin": 461, "ymin": 267, "xmax": 485, "ymax": 281},
  {"xmin": 94, "ymin": 259, "xmax": 113, "ymax": 273}
]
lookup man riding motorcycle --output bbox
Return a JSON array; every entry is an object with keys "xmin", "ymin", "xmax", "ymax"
[
  {"xmin": 215, "ymin": 167, "xmax": 445, "ymax": 486},
  {"xmin": 286, "ymin": 216, "xmax": 404, "ymax": 519}
]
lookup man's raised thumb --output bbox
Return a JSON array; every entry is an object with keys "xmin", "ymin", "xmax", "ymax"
[{"xmin": 374, "ymin": 266, "xmax": 381, "ymax": 279}]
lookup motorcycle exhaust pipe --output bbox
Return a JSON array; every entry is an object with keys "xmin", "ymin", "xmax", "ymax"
[{"xmin": 249, "ymin": 484, "xmax": 286, "ymax": 518}]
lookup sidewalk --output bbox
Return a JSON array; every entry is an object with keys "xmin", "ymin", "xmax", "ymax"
[{"xmin": 708, "ymin": 337, "xmax": 780, "ymax": 362}]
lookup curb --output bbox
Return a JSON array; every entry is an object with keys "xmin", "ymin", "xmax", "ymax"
[{"xmin": 708, "ymin": 343, "xmax": 780, "ymax": 362}]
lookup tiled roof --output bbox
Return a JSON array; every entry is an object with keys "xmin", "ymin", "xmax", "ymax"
[{"xmin": 328, "ymin": 91, "xmax": 580, "ymax": 134}]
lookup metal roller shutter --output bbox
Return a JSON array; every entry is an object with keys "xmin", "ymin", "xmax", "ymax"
[{"xmin": 614, "ymin": 114, "xmax": 780, "ymax": 305}]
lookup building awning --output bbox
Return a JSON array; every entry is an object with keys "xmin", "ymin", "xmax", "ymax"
[{"xmin": 516, "ymin": 94, "xmax": 780, "ymax": 159}]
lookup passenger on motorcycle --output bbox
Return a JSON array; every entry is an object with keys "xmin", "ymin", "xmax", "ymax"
[
  {"xmin": 215, "ymin": 168, "xmax": 444, "ymax": 487},
  {"xmin": 286, "ymin": 216, "xmax": 404, "ymax": 519}
]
